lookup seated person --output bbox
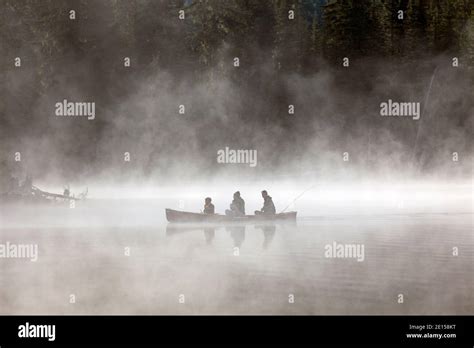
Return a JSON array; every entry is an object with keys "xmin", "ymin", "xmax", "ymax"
[
  {"xmin": 255, "ymin": 190, "xmax": 276, "ymax": 215},
  {"xmin": 203, "ymin": 197, "xmax": 215, "ymax": 214},
  {"xmin": 225, "ymin": 191, "xmax": 245, "ymax": 217}
]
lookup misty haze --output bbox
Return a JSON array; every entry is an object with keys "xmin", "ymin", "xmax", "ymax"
[{"xmin": 0, "ymin": 0, "xmax": 472, "ymax": 315}]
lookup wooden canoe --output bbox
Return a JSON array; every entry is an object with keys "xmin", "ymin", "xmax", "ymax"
[{"xmin": 165, "ymin": 208, "xmax": 297, "ymax": 223}]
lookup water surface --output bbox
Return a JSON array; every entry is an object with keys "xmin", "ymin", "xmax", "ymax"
[{"xmin": 0, "ymin": 199, "xmax": 472, "ymax": 314}]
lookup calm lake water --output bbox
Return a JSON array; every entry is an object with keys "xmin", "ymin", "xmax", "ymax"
[{"xmin": 0, "ymin": 198, "xmax": 472, "ymax": 314}]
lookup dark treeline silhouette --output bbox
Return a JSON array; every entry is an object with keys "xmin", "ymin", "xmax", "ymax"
[{"xmin": 0, "ymin": 0, "xmax": 472, "ymax": 183}]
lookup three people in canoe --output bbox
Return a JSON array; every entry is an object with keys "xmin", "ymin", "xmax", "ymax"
[{"xmin": 203, "ymin": 190, "xmax": 275, "ymax": 216}]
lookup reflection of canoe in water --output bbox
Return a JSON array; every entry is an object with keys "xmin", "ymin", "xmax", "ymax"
[{"xmin": 165, "ymin": 209, "xmax": 297, "ymax": 223}]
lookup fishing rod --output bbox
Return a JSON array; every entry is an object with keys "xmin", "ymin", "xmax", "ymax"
[{"xmin": 279, "ymin": 183, "xmax": 317, "ymax": 213}]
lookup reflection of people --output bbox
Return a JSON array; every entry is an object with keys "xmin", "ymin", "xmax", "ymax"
[
  {"xmin": 225, "ymin": 191, "xmax": 245, "ymax": 217},
  {"xmin": 204, "ymin": 228, "xmax": 215, "ymax": 244},
  {"xmin": 227, "ymin": 226, "xmax": 246, "ymax": 248},
  {"xmin": 255, "ymin": 190, "xmax": 276, "ymax": 215},
  {"xmin": 203, "ymin": 197, "xmax": 215, "ymax": 214},
  {"xmin": 260, "ymin": 225, "xmax": 276, "ymax": 249}
]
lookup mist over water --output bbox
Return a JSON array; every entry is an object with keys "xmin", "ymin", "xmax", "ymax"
[
  {"xmin": 1, "ymin": 199, "xmax": 472, "ymax": 314},
  {"xmin": 1, "ymin": 179, "xmax": 472, "ymax": 314}
]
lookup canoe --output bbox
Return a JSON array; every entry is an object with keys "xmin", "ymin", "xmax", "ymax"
[{"xmin": 165, "ymin": 208, "xmax": 297, "ymax": 223}]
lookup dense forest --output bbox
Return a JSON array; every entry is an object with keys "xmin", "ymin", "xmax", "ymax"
[
  {"xmin": 2, "ymin": 1, "xmax": 472, "ymax": 72},
  {"xmin": 0, "ymin": 0, "xmax": 473, "ymax": 183}
]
